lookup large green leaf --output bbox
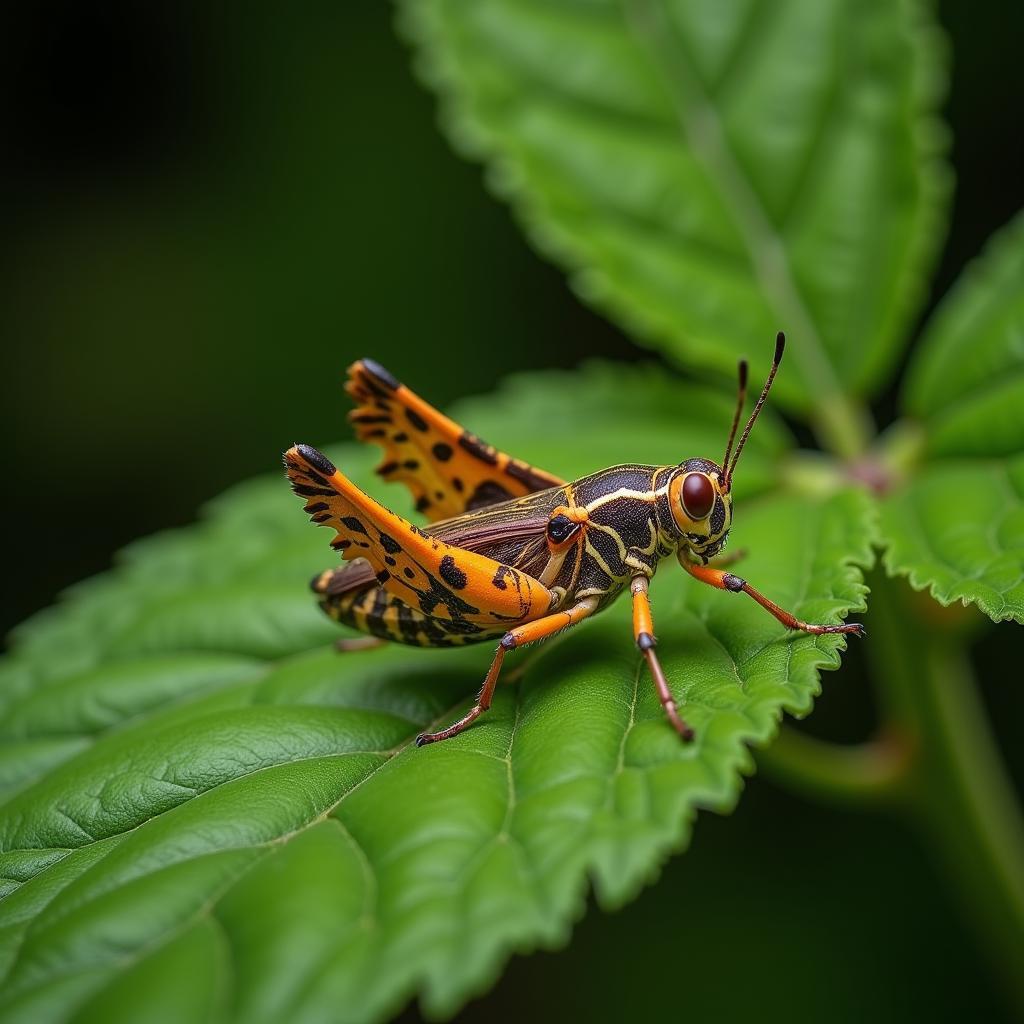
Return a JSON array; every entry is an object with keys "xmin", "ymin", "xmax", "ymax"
[
  {"xmin": 0, "ymin": 365, "xmax": 872, "ymax": 1021},
  {"xmin": 880, "ymin": 213, "xmax": 1024, "ymax": 623},
  {"xmin": 398, "ymin": 0, "xmax": 950, "ymax": 421}
]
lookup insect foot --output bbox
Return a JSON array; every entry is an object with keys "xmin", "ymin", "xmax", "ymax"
[{"xmin": 787, "ymin": 618, "xmax": 867, "ymax": 638}]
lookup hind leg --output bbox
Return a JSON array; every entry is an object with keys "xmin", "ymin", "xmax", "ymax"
[{"xmin": 416, "ymin": 597, "xmax": 599, "ymax": 747}]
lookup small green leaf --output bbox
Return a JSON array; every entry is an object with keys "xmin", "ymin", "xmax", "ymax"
[
  {"xmin": 880, "ymin": 457, "xmax": 1024, "ymax": 624},
  {"xmin": 881, "ymin": 213, "xmax": 1024, "ymax": 623},
  {"xmin": 398, "ymin": 0, "xmax": 950, "ymax": 420},
  {"xmin": 0, "ymin": 365, "xmax": 872, "ymax": 1021},
  {"xmin": 903, "ymin": 210, "xmax": 1024, "ymax": 458}
]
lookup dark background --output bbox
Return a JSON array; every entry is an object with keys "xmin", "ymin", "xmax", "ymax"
[{"xmin": 2, "ymin": 2, "xmax": 1021, "ymax": 1021}]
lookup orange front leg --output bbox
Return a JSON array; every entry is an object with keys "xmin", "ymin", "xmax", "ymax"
[
  {"xmin": 679, "ymin": 556, "xmax": 866, "ymax": 637},
  {"xmin": 416, "ymin": 597, "xmax": 599, "ymax": 747},
  {"xmin": 631, "ymin": 577, "xmax": 694, "ymax": 741}
]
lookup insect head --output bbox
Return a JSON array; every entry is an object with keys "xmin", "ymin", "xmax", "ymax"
[{"xmin": 669, "ymin": 332, "xmax": 785, "ymax": 563}]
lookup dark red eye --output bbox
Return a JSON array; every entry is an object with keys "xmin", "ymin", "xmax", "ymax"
[{"xmin": 681, "ymin": 473, "xmax": 715, "ymax": 520}]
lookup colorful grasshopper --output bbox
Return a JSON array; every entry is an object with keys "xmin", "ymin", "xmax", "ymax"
[{"xmin": 285, "ymin": 333, "xmax": 864, "ymax": 746}]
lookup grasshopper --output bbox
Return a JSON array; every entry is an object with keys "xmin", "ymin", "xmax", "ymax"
[{"xmin": 285, "ymin": 333, "xmax": 863, "ymax": 746}]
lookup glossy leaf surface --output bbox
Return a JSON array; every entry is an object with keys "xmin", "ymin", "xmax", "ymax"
[{"xmin": 399, "ymin": 0, "xmax": 950, "ymax": 414}]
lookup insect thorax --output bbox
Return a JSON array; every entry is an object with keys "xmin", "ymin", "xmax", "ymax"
[{"xmin": 557, "ymin": 465, "xmax": 681, "ymax": 606}]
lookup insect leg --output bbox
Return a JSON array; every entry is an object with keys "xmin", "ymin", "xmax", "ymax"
[
  {"xmin": 679, "ymin": 559, "xmax": 866, "ymax": 637},
  {"xmin": 630, "ymin": 577, "xmax": 694, "ymax": 741},
  {"xmin": 416, "ymin": 597, "xmax": 599, "ymax": 747}
]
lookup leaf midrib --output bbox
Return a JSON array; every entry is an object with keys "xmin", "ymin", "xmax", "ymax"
[{"xmin": 622, "ymin": 0, "xmax": 848, "ymax": 411}]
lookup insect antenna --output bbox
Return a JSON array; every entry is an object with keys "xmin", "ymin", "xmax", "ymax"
[
  {"xmin": 721, "ymin": 358, "xmax": 749, "ymax": 473},
  {"xmin": 724, "ymin": 332, "xmax": 785, "ymax": 489}
]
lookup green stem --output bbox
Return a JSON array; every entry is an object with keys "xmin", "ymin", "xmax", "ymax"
[
  {"xmin": 868, "ymin": 574, "xmax": 1024, "ymax": 1013},
  {"xmin": 758, "ymin": 724, "xmax": 911, "ymax": 807},
  {"xmin": 760, "ymin": 572, "xmax": 1024, "ymax": 1012},
  {"xmin": 811, "ymin": 396, "xmax": 875, "ymax": 462}
]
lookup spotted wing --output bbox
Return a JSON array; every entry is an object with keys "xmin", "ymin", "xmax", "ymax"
[
  {"xmin": 316, "ymin": 487, "xmax": 561, "ymax": 601},
  {"xmin": 346, "ymin": 358, "xmax": 565, "ymax": 521},
  {"xmin": 285, "ymin": 444, "xmax": 552, "ymax": 629}
]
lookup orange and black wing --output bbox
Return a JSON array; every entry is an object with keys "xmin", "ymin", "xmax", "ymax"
[
  {"xmin": 285, "ymin": 444, "xmax": 552, "ymax": 629},
  {"xmin": 346, "ymin": 359, "xmax": 565, "ymax": 522},
  {"xmin": 313, "ymin": 486, "xmax": 562, "ymax": 610}
]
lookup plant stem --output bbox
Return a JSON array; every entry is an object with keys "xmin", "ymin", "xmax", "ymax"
[
  {"xmin": 867, "ymin": 575, "xmax": 1024, "ymax": 1012},
  {"xmin": 758, "ymin": 724, "xmax": 911, "ymax": 807},
  {"xmin": 811, "ymin": 395, "xmax": 875, "ymax": 462},
  {"xmin": 760, "ymin": 572, "xmax": 1024, "ymax": 1012}
]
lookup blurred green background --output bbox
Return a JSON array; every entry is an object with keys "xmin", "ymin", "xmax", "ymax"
[{"xmin": 2, "ymin": 2, "xmax": 1021, "ymax": 1021}]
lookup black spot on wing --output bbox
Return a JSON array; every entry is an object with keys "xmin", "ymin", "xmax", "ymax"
[
  {"xmin": 439, "ymin": 554, "xmax": 468, "ymax": 589},
  {"xmin": 296, "ymin": 445, "xmax": 337, "ymax": 477},
  {"xmin": 361, "ymin": 359, "xmax": 401, "ymax": 391},
  {"xmin": 407, "ymin": 408, "xmax": 429, "ymax": 432},
  {"xmin": 292, "ymin": 484, "xmax": 335, "ymax": 498},
  {"xmin": 341, "ymin": 516, "xmax": 368, "ymax": 534},
  {"xmin": 505, "ymin": 459, "xmax": 555, "ymax": 490},
  {"xmin": 417, "ymin": 570, "xmax": 479, "ymax": 621},
  {"xmin": 458, "ymin": 433, "xmax": 498, "ymax": 465},
  {"xmin": 378, "ymin": 531, "xmax": 402, "ymax": 554},
  {"xmin": 432, "ymin": 442, "xmax": 453, "ymax": 462},
  {"xmin": 300, "ymin": 469, "xmax": 330, "ymax": 488},
  {"xmin": 466, "ymin": 481, "xmax": 513, "ymax": 511}
]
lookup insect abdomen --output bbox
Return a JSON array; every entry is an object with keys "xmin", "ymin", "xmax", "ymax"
[{"xmin": 318, "ymin": 583, "xmax": 504, "ymax": 649}]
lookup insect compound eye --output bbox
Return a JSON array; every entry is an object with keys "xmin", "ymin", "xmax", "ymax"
[
  {"xmin": 546, "ymin": 513, "xmax": 578, "ymax": 544},
  {"xmin": 680, "ymin": 473, "xmax": 715, "ymax": 521}
]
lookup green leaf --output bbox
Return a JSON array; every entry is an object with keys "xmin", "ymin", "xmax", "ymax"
[
  {"xmin": 398, "ymin": 0, "xmax": 950, "ymax": 427},
  {"xmin": 0, "ymin": 365, "xmax": 872, "ymax": 1022},
  {"xmin": 902, "ymin": 210, "xmax": 1024, "ymax": 459},
  {"xmin": 880, "ymin": 458, "xmax": 1024, "ymax": 623},
  {"xmin": 880, "ymin": 213, "xmax": 1024, "ymax": 623}
]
